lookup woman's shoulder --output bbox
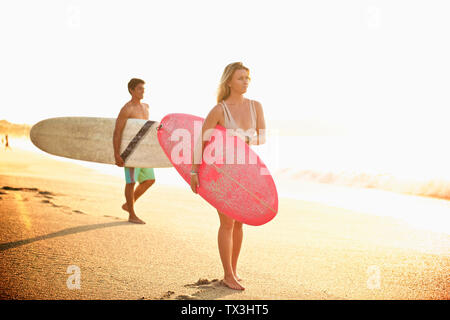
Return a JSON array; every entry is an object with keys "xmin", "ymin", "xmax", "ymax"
[
  {"xmin": 207, "ymin": 103, "xmax": 225, "ymax": 119},
  {"xmin": 212, "ymin": 102, "xmax": 224, "ymax": 112},
  {"xmin": 249, "ymin": 99, "xmax": 262, "ymax": 110}
]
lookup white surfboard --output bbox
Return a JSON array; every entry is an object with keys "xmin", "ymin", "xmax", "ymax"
[{"xmin": 30, "ymin": 117, "xmax": 172, "ymax": 168}]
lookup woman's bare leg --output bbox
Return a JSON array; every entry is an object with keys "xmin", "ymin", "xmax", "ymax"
[
  {"xmin": 232, "ymin": 220, "xmax": 243, "ymax": 281},
  {"xmin": 217, "ymin": 211, "xmax": 245, "ymax": 290}
]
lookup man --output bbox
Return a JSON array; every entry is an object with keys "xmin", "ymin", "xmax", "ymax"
[
  {"xmin": 113, "ymin": 78, "xmax": 156, "ymax": 224},
  {"xmin": 5, "ymin": 134, "xmax": 11, "ymax": 151}
]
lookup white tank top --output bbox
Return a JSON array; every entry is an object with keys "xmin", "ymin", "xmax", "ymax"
[{"xmin": 220, "ymin": 99, "xmax": 257, "ymax": 141}]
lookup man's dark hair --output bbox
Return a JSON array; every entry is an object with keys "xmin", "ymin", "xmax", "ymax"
[{"xmin": 128, "ymin": 78, "xmax": 145, "ymax": 94}]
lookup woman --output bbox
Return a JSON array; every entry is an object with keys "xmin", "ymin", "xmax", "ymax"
[{"xmin": 190, "ymin": 62, "xmax": 266, "ymax": 290}]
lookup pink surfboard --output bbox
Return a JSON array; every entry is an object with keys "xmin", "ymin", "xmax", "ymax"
[{"xmin": 157, "ymin": 113, "xmax": 278, "ymax": 226}]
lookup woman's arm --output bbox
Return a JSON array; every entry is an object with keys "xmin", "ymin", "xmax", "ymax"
[
  {"xmin": 190, "ymin": 104, "xmax": 222, "ymax": 193},
  {"xmin": 191, "ymin": 104, "xmax": 222, "ymax": 170}
]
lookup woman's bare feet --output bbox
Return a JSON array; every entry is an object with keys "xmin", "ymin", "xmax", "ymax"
[
  {"xmin": 222, "ymin": 275, "xmax": 245, "ymax": 290},
  {"xmin": 233, "ymin": 272, "xmax": 242, "ymax": 281}
]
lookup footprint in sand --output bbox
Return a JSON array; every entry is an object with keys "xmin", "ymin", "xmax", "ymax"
[
  {"xmin": 2, "ymin": 186, "xmax": 44, "ymax": 193},
  {"xmin": 158, "ymin": 281, "xmax": 223, "ymax": 300},
  {"xmin": 38, "ymin": 191, "xmax": 53, "ymax": 195},
  {"xmin": 103, "ymin": 215, "xmax": 122, "ymax": 220},
  {"xmin": 175, "ymin": 294, "xmax": 198, "ymax": 300},
  {"xmin": 2, "ymin": 186, "xmax": 57, "ymax": 198},
  {"xmin": 158, "ymin": 291, "xmax": 175, "ymax": 300},
  {"xmin": 40, "ymin": 199, "xmax": 60, "ymax": 207},
  {"xmin": 38, "ymin": 191, "xmax": 56, "ymax": 198},
  {"xmin": 184, "ymin": 278, "xmax": 220, "ymax": 287},
  {"xmin": 175, "ymin": 278, "xmax": 230, "ymax": 300},
  {"xmin": 3, "ymin": 186, "xmax": 86, "ymax": 216},
  {"xmin": 37, "ymin": 191, "xmax": 55, "ymax": 200},
  {"xmin": 2, "ymin": 186, "xmax": 23, "ymax": 191}
]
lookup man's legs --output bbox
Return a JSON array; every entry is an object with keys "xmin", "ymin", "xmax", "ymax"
[
  {"xmin": 133, "ymin": 179, "xmax": 155, "ymax": 202},
  {"xmin": 122, "ymin": 167, "xmax": 155, "ymax": 224},
  {"xmin": 122, "ymin": 179, "xmax": 155, "ymax": 212},
  {"xmin": 123, "ymin": 167, "xmax": 146, "ymax": 224}
]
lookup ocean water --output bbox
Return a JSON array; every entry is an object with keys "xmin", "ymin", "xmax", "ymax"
[{"xmin": 259, "ymin": 134, "xmax": 450, "ymax": 200}]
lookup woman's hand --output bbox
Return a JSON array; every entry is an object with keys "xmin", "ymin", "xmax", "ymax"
[{"xmin": 190, "ymin": 173, "xmax": 200, "ymax": 193}]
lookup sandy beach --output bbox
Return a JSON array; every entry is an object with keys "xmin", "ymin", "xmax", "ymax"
[{"xmin": 0, "ymin": 146, "xmax": 448, "ymax": 300}]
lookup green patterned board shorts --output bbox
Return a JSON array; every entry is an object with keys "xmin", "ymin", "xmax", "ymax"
[{"xmin": 124, "ymin": 167, "xmax": 155, "ymax": 184}]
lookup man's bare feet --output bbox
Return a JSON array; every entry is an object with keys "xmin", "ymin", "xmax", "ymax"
[
  {"xmin": 122, "ymin": 203, "xmax": 145, "ymax": 224},
  {"xmin": 222, "ymin": 275, "xmax": 245, "ymax": 290},
  {"xmin": 128, "ymin": 215, "xmax": 146, "ymax": 224}
]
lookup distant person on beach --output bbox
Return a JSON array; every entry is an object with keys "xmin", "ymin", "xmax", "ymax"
[
  {"xmin": 5, "ymin": 134, "xmax": 11, "ymax": 151},
  {"xmin": 190, "ymin": 62, "xmax": 267, "ymax": 290},
  {"xmin": 112, "ymin": 78, "xmax": 156, "ymax": 224}
]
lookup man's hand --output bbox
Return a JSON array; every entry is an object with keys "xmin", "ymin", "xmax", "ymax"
[{"xmin": 115, "ymin": 153, "xmax": 125, "ymax": 167}]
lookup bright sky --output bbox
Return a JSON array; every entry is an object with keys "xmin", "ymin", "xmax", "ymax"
[
  {"xmin": 2, "ymin": 1, "xmax": 449, "ymax": 233},
  {"xmin": 1, "ymin": 0, "xmax": 449, "ymax": 138}
]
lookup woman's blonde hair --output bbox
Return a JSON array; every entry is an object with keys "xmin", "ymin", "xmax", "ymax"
[{"xmin": 217, "ymin": 62, "xmax": 250, "ymax": 103}]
